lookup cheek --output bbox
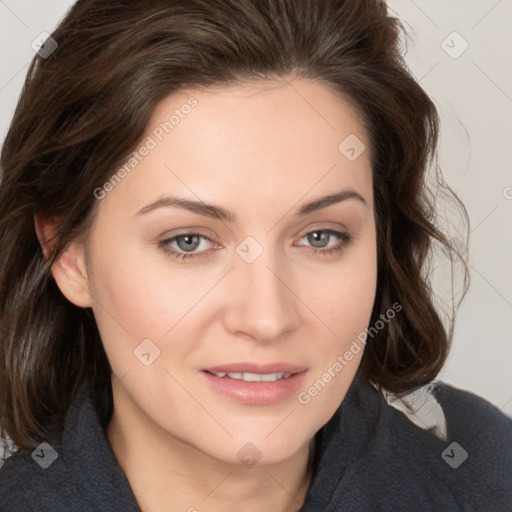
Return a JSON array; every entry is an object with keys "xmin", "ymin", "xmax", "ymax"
[
  {"xmin": 89, "ymin": 223, "xmax": 209, "ymax": 327},
  {"xmin": 296, "ymin": 268, "xmax": 376, "ymax": 433},
  {"xmin": 86, "ymin": 237, "xmax": 241, "ymax": 390},
  {"xmin": 85, "ymin": 243, "xmax": 193, "ymax": 373},
  {"xmin": 297, "ymin": 234, "xmax": 377, "ymax": 408},
  {"xmin": 321, "ymin": 266, "xmax": 376, "ymax": 322},
  {"xmin": 307, "ymin": 238, "xmax": 377, "ymax": 343}
]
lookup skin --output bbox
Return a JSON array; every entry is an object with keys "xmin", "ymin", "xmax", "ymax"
[{"xmin": 35, "ymin": 78, "xmax": 377, "ymax": 512}]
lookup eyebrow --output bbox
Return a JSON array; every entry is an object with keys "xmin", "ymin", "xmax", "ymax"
[{"xmin": 135, "ymin": 189, "xmax": 367, "ymax": 222}]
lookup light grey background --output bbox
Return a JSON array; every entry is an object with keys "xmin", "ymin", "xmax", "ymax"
[{"xmin": 0, "ymin": 0, "xmax": 511, "ymax": 418}]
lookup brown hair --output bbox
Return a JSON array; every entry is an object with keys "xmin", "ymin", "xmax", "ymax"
[{"xmin": 0, "ymin": 0, "xmax": 469, "ymax": 452}]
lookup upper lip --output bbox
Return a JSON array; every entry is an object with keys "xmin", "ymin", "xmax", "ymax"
[{"xmin": 203, "ymin": 363, "xmax": 307, "ymax": 374}]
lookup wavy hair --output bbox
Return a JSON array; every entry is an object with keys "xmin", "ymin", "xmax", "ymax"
[{"xmin": 0, "ymin": 0, "xmax": 469, "ymax": 452}]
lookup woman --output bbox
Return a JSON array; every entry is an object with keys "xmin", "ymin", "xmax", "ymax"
[{"xmin": 0, "ymin": 1, "xmax": 510, "ymax": 511}]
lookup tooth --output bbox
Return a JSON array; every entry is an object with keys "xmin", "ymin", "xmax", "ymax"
[
  {"xmin": 242, "ymin": 372, "xmax": 262, "ymax": 382},
  {"xmin": 217, "ymin": 372, "xmax": 293, "ymax": 382}
]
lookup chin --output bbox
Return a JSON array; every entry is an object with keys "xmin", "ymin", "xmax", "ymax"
[{"xmin": 196, "ymin": 426, "xmax": 313, "ymax": 468}]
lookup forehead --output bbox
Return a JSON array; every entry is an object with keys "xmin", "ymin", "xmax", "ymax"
[
  {"xmin": 160, "ymin": 78, "xmax": 368, "ymax": 150},
  {"xmin": 99, "ymin": 78, "xmax": 373, "ymax": 217}
]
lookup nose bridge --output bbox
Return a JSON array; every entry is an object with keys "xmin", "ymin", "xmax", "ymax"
[{"xmin": 227, "ymin": 239, "xmax": 299, "ymax": 341}]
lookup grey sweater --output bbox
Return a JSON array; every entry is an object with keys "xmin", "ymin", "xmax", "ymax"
[{"xmin": 0, "ymin": 375, "xmax": 511, "ymax": 511}]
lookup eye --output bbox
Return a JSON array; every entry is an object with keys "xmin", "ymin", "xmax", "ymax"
[
  {"xmin": 158, "ymin": 232, "xmax": 215, "ymax": 260},
  {"xmin": 158, "ymin": 228, "xmax": 352, "ymax": 261},
  {"xmin": 295, "ymin": 229, "xmax": 352, "ymax": 257}
]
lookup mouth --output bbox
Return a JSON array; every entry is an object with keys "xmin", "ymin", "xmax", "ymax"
[
  {"xmin": 201, "ymin": 363, "xmax": 308, "ymax": 405},
  {"xmin": 206, "ymin": 371, "xmax": 293, "ymax": 382}
]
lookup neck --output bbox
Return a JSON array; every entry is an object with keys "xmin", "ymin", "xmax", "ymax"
[{"xmin": 106, "ymin": 387, "xmax": 316, "ymax": 512}]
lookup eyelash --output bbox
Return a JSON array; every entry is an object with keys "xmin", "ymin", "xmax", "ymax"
[{"xmin": 158, "ymin": 229, "xmax": 353, "ymax": 261}]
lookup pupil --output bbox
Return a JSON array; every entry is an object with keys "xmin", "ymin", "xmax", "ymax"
[
  {"xmin": 309, "ymin": 231, "xmax": 327, "ymax": 248},
  {"xmin": 178, "ymin": 235, "xmax": 199, "ymax": 252}
]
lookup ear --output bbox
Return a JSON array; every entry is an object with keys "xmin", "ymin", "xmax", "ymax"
[{"xmin": 34, "ymin": 213, "xmax": 93, "ymax": 308}]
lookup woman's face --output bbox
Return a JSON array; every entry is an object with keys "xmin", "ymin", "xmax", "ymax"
[{"xmin": 75, "ymin": 79, "xmax": 377, "ymax": 465}]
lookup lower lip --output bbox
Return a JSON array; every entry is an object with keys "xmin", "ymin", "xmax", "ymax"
[{"xmin": 202, "ymin": 371, "xmax": 307, "ymax": 405}]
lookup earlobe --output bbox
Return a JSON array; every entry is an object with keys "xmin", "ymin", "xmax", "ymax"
[{"xmin": 34, "ymin": 213, "xmax": 93, "ymax": 308}]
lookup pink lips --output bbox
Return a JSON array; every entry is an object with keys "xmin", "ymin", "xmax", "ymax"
[{"xmin": 201, "ymin": 362, "xmax": 308, "ymax": 405}]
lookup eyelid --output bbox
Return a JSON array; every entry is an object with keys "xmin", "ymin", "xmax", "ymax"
[
  {"xmin": 295, "ymin": 222, "xmax": 348, "ymax": 238},
  {"xmin": 159, "ymin": 227, "xmax": 216, "ymax": 239}
]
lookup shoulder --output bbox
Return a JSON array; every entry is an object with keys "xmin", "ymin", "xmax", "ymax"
[
  {"xmin": 0, "ymin": 450, "xmax": 32, "ymax": 509},
  {"xmin": 432, "ymin": 380, "xmax": 512, "ymax": 436},
  {"xmin": 0, "ymin": 444, "xmax": 76, "ymax": 511},
  {"xmin": 0, "ymin": 385, "xmax": 98, "ymax": 510},
  {"xmin": 385, "ymin": 379, "xmax": 512, "ymax": 443},
  {"xmin": 0, "ymin": 383, "xmax": 140, "ymax": 512},
  {"xmin": 433, "ymin": 381, "xmax": 512, "ymax": 480},
  {"xmin": 385, "ymin": 380, "xmax": 512, "ymax": 508}
]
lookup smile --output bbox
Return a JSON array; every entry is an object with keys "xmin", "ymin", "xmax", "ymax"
[
  {"xmin": 211, "ymin": 372, "xmax": 293, "ymax": 382},
  {"xmin": 201, "ymin": 363, "xmax": 308, "ymax": 405}
]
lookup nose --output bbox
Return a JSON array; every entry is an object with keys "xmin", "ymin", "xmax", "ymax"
[{"xmin": 222, "ymin": 249, "xmax": 301, "ymax": 344}]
